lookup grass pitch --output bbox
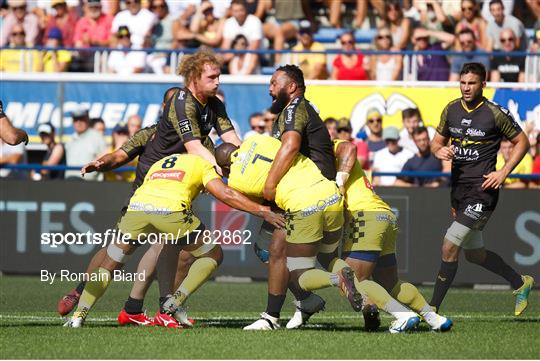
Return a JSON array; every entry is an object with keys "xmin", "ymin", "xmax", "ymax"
[{"xmin": 0, "ymin": 276, "xmax": 538, "ymax": 359}]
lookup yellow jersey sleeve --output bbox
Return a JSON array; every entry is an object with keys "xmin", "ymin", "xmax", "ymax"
[{"xmin": 200, "ymin": 158, "xmax": 221, "ymax": 187}]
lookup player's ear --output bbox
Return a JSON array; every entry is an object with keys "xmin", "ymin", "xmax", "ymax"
[{"xmin": 288, "ymin": 81, "xmax": 297, "ymax": 94}]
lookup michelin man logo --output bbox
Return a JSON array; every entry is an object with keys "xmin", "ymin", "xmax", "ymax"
[{"xmin": 349, "ymin": 93, "xmax": 416, "ymax": 136}]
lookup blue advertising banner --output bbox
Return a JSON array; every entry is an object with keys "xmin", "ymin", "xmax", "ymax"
[
  {"xmin": 1, "ymin": 80, "xmax": 269, "ymax": 137},
  {"xmin": 1, "ymin": 77, "xmax": 537, "ymax": 139}
]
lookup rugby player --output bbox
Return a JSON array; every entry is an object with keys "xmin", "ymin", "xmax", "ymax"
[
  {"xmin": 65, "ymin": 153, "xmax": 284, "ymax": 327},
  {"xmin": 242, "ymin": 65, "xmax": 346, "ymax": 330},
  {"xmin": 214, "ymin": 135, "xmax": 422, "ymax": 333},
  {"xmin": 58, "ymin": 50, "xmax": 242, "ymax": 323},
  {"xmin": 429, "ymin": 62, "xmax": 534, "ymax": 315},
  {"xmin": 333, "ymin": 139, "xmax": 452, "ymax": 332},
  {"xmin": 0, "ymin": 100, "xmax": 28, "ymax": 145}
]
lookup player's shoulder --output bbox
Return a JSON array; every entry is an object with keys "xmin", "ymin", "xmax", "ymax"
[
  {"xmin": 208, "ymin": 95, "xmax": 226, "ymax": 110},
  {"xmin": 171, "ymin": 88, "xmax": 189, "ymax": 105},
  {"xmin": 444, "ymin": 97, "xmax": 462, "ymax": 112},
  {"xmin": 484, "ymin": 99, "xmax": 511, "ymax": 118}
]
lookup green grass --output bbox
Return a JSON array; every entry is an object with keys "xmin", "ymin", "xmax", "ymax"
[{"xmin": 0, "ymin": 276, "xmax": 539, "ymax": 359}]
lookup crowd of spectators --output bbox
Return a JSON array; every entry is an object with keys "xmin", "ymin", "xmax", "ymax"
[{"xmin": 1, "ymin": 0, "xmax": 538, "ymax": 80}]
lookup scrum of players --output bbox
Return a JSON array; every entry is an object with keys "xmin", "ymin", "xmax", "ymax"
[{"xmin": 61, "ymin": 50, "xmax": 533, "ymax": 333}]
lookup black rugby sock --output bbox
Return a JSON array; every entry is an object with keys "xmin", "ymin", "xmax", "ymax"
[
  {"xmin": 159, "ymin": 297, "xmax": 168, "ymax": 313},
  {"xmin": 75, "ymin": 281, "xmax": 86, "ymax": 294},
  {"xmin": 479, "ymin": 250, "xmax": 523, "ymax": 290},
  {"xmin": 288, "ymin": 281, "xmax": 311, "ymax": 302},
  {"xmin": 124, "ymin": 297, "xmax": 144, "ymax": 314},
  {"xmin": 266, "ymin": 293, "xmax": 286, "ymax": 318},
  {"xmin": 430, "ymin": 260, "xmax": 459, "ymax": 311}
]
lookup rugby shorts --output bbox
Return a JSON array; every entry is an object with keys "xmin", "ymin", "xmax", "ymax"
[
  {"xmin": 284, "ymin": 180, "xmax": 344, "ymax": 244},
  {"xmin": 342, "ymin": 209, "xmax": 398, "ymax": 256},
  {"xmin": 451, "ymin": 182, "xmax": 499, "ymax": 230}
]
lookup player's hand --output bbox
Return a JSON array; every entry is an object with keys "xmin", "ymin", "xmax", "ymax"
[
  {"xmin": 434, "ymin": 146, "xmax": 454, "ymax": 161},
  {"xmin": 19, "ymin": 130, "xmax": 29, "ymax": 145},
  {"xmin": 260, "ymin": 206, "xmax": 285, "ymax": 229},
  {"xmin": 81, "ymin": 160, "xmax": 104, "ymax": 176},
  {"xmin": 482, "ymin": 169, "xmax": 507, "ymax": 190},
  {"xmin": 263, "ymin": 184, "xmax": 276, "ymax": 202}
]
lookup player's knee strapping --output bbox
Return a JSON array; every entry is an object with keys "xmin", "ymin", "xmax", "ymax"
[
  {"xmin": 76, "ymin": 267, "xmax": 112, "ymax": 313},
  {"xmin": 390, "ymin": 281, "xmax": 428, "ymax": 312},
  {"xmin": 107, "ymin": 243, "xmax": 130, "ymax": 263},
  {"xmin": 286, "ymin": 256, "xmax": 317, "ymax": 271},
  {"xmin": 445, "ymin": 221, "xmax": 473, "ymax": 247},
  {"xmin": 189, "ymin": 243, "xmax": 216, "ymax": 258}
]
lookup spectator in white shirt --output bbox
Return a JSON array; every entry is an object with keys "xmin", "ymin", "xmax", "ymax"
[
  {"xmin": 0, "ymin": 139, "xmax": 26, "ymax": 179},
  {"xmin": 486, "ymin": 0, "xmax": 527, "ymax": 51},
  {"xmin": 372, "ymin": 126, "xmax": 414, "ymax": 186},
  {"xmin": 64, "ymin": 106, "xmax": 107, "ymax": 180},
  {"xmin": 221, "ymin": 0, "xmax": 262, "ymax": 72},
  {"xmin": 108, "ymin": 26, "xmax": 146, "ymax": 75},
  {"xmin": 398, "ymin": 108, "xmax": 435, "ymax": 153},
  {"xmin": 111, "ymin": 0, "xmax": 156, "ymax": 48}
]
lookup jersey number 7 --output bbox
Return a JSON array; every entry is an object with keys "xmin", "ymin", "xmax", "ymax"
[{"xmin": 252, "ymin": 153, "xmax": 273, "ymax": 164}]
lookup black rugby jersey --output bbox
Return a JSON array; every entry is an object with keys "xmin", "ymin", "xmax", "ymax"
[
  {"xmin": 437, "ymin": 97, "xmax": 522, "ymax": 184},
  {"xmin": 0, "ymin": 100, "xmax": 5, "ymax": 118},
  {"xmin": 271, "ymin": 96, "xmax": 336, "ymax": 180},
  {"xmin": 136, "ymin": 88, "xmax": 232, "ymax": 189}
]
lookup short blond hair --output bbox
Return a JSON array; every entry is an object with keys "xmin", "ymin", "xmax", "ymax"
[{"xmin": 177, "ymin": 49, "xmax": 221, "ymax": 85}]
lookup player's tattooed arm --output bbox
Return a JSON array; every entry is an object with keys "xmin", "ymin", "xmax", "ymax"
[
  {"xmin": 335, "ymin": 141, "xmax": 356, "ymax": 174},
  {"xmin": 335, "ymin": 141, "xmax": 356, "ymax": 194},
  {"xmin": 205, "ymin": 179, "xmax": 285, "ymax": 229},
  {"xmin": 263, "ymin": 131, "xmax": 301, "ymax": 201},
  {"xmin": 482, "ymin": 132, "xmax": 529, "ymax": 190}
]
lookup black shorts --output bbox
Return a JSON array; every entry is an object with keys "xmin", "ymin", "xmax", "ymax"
[{"xmin": 451, "ymin": 183, "xmax": 499, "ymax": 230}]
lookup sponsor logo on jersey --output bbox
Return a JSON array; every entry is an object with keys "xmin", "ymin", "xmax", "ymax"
[
  {"xmin": 465, "ymin": 128, "xmax": 486, "ymax": 137},
  {"xmin": 285, "ymin": 106, "xmax": 294, "ymax": 123},
  {"xmin": 128, "ymin": 202, "xmax": 172, "ymax": 215},
  {"xmin": 178, "ymin": 90, "xmax": 185, "ymax": 100},
  {"xmin": 461, "ymin": 118, "xmax": 472, "ymax": 127},
  {"xmin": 240, "ymin": 142, "xmax": 257, "ymax": 174},
  {"xmin": 449, "ymin": 127, "xmax": 463, "ymax": 135},
  {"xmin": 300, "ymin": 193, "xmax": 341, "ymax": 217},
  {"xmin": 453, "ymin": 146, "xmax": 480, "ymax": 161},
  {"xmin": 464, "ymin": 203, "xmax": 483, "ymax": 220},
  {"xmin": 149, "ymin": 169, "xmax": 185, "ymax": 181},
  {"xmin": 178, "ymin": 118, "xmax": 192, "ymax": 134}
]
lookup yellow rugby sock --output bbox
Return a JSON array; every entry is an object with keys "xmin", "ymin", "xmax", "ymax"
[
  {"xmin": 328, "ymin": 258, "xmax": 349, "ymax": 273},
  {"xmin": 298, "ymin": 269, "xmax": 335, "ymax": 291},
  {"xmin": 74, "ymin": 267, "xmax": 111, "ymax": 318},
  {"xmin": 353, "ymin": 279, "xmax": 391, "ymax": 308},
  {"xmin": 174, "ymin": 257, "xmax": 218, "ymax": 305},
  {"xmin": 390, "ymin": 281, "xmax": 430, "ymax": 313},
  {"xmin": 355, "ymin": 279, "xmax": 412, "ymax": 316}
]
